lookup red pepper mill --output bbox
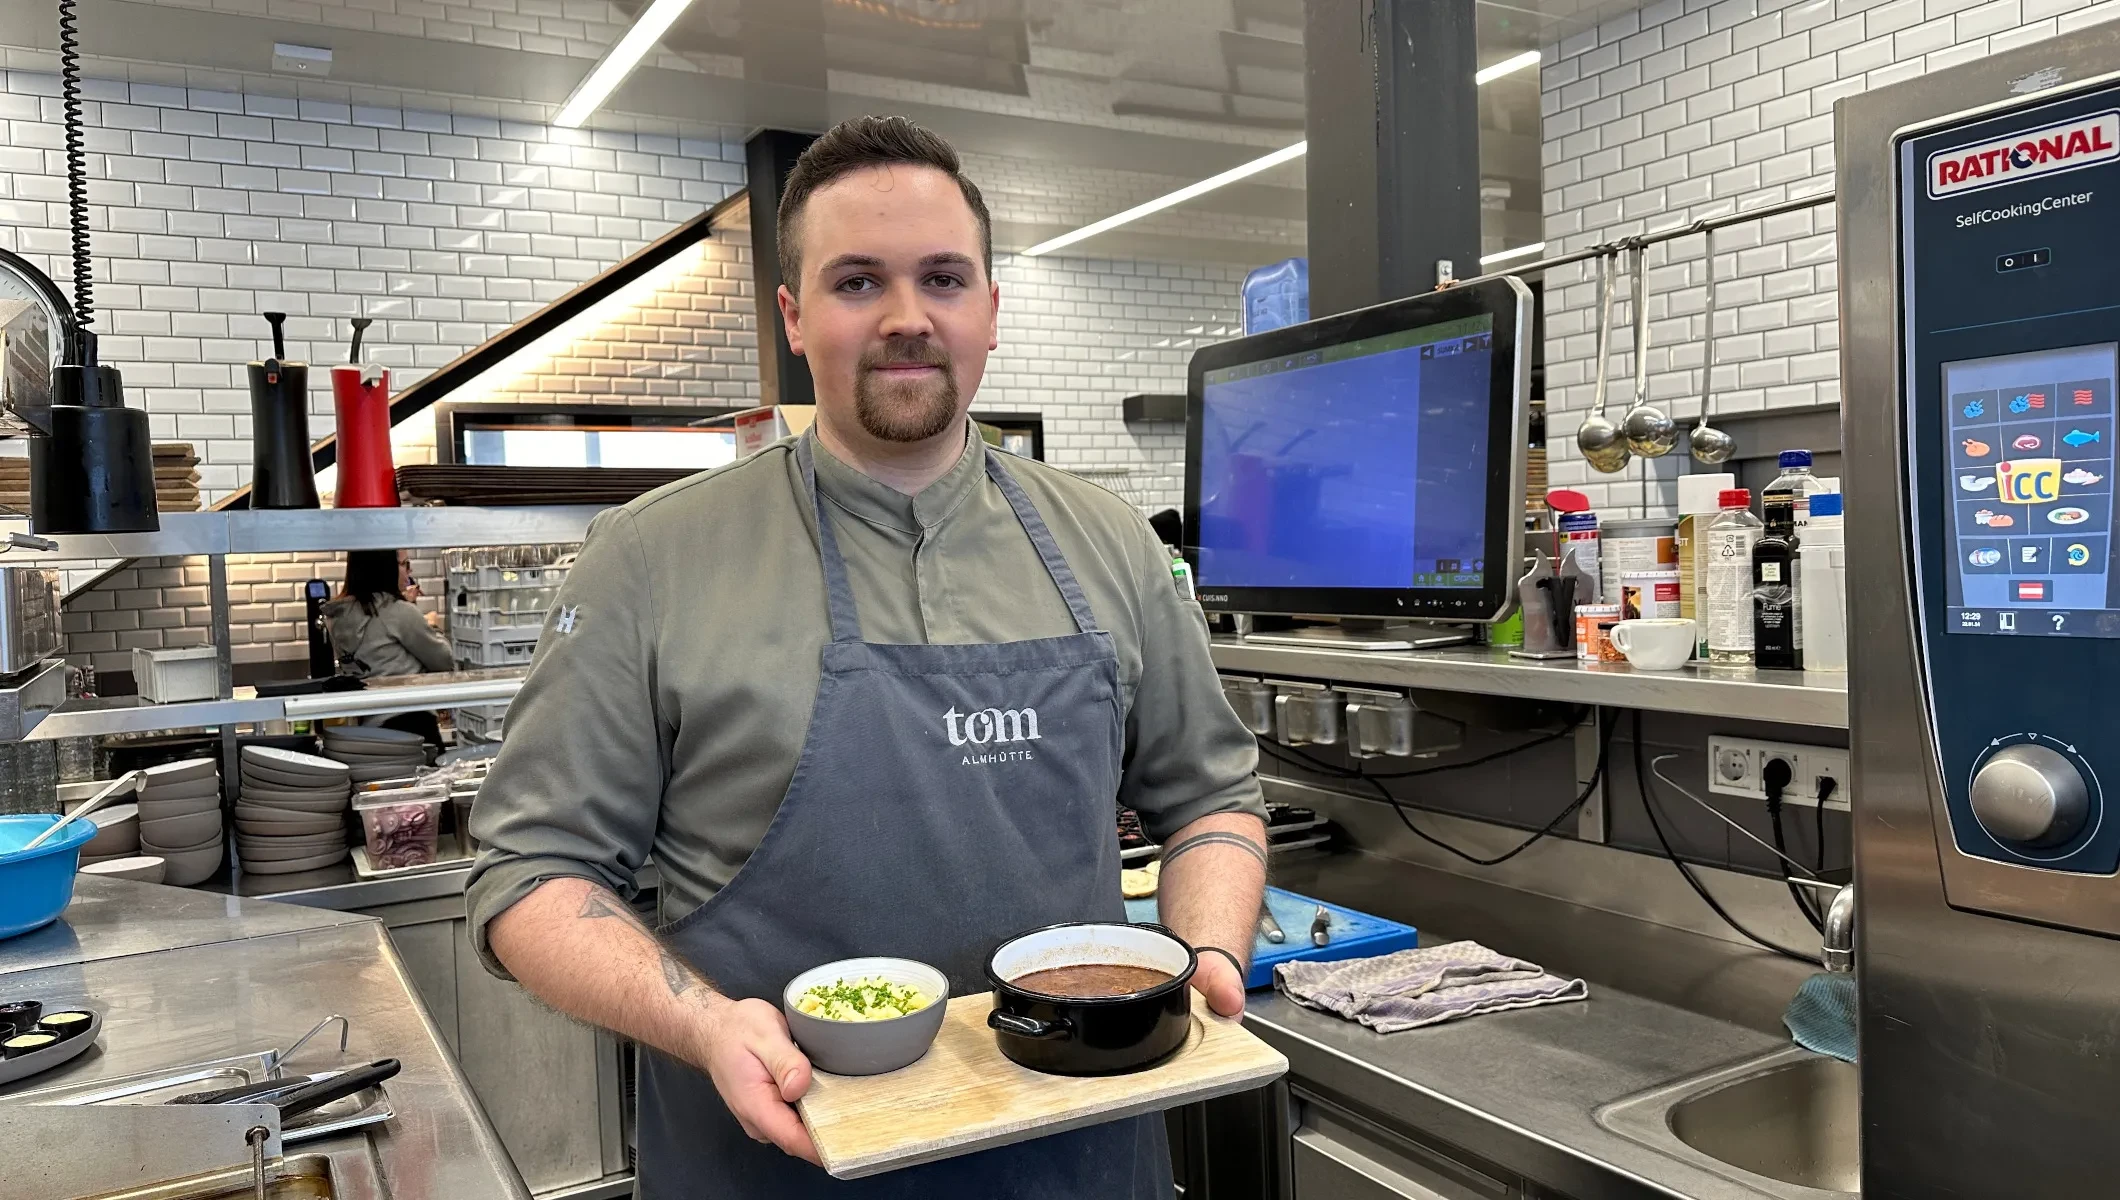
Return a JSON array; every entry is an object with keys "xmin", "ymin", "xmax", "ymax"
[{"xmin": 330, "ymin": 317, "xmax": 398, "ymax": 508}]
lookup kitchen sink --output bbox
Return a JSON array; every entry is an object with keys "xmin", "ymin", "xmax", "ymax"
[{"xmin": 1597, "ymin": 1047, "xmax": 1858, "ymax": 1198}]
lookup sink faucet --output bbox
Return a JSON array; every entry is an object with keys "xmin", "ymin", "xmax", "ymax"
[{"xmin": 1821, "ymin": 883, "xmax": 1855, "ymax": 973}]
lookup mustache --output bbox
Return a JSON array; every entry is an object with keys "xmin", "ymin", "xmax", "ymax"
[{"xmin": 859, "ymin": 339, "xmax": 952, "ymax": 371}]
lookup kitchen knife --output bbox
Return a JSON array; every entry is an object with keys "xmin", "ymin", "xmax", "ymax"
[
  {"xmin": 1310, "ymin": 905, "xmax": 1332, "ymax": 947},
  {"xmin": 1259, "ymin": 906, "xmax": 1285, "ymax": 944}
]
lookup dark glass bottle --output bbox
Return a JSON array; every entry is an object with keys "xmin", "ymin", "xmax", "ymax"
[{"xmin": 1753, "ymin": 496, "xmax": 1802, "ymax": 670}]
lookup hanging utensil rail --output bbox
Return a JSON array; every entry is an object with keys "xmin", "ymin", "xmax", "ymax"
[{"xmin": 1455, "ymin": 190, "xmax": 1837, "ymax": 289}]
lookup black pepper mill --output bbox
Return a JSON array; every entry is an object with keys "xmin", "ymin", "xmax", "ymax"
[{"xmin": 248, "ymin": 310, "xmax": 320, "ymax": 509}]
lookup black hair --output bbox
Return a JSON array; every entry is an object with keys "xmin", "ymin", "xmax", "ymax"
[
  {"xmin": 777, "ymin": 115, "xmax": 992, "ymax": 294},
  {"xmin": 343, "ymin": 549, "xmax": 404, "ymax": 616}
]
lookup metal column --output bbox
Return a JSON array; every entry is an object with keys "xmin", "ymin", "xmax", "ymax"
[
  {"xmin": 1303, "ymin": 0, "xmax": 1483, "ymax": 316},
  {"xmin": 746, "ymin": 129, "xmax": 820, "ymax": 410}
]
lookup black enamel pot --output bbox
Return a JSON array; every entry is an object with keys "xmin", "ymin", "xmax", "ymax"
[{"xmin": 985, "ymin": 921, "xmax": 1197, "ymax": 1076}]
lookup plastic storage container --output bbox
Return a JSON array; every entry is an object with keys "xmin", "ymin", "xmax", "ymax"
[
  {"xmin": 1242, "ymin": 257, "xmax": 1309, "ymax": 335},
  {"xmin": 133, "ymin": 645, "xmax": 219, "ymax": 704},
  {"xmin": 354, "ymin": 778, "xmax": 448, "ymax": 869}
]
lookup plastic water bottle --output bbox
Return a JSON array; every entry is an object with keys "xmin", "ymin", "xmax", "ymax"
[
  {"xmin": 1242, "ymin": 258, "xmax": 1309, "ymax": 334},
  {"xmin": 1707, "ymin": 489, "xmax": 1762, "ymax": 665},
  {"xmin": 1763, "ymin": 449, "xmax": 1827, "ymax": 529},
  {"xmin": 1800, "ymin": 493, "xmax": 1847, "ymax": 671}
]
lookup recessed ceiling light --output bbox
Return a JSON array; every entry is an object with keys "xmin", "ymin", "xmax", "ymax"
[
  {"xmin": 1479, "ymin": 242, "xmax": 1547, "ymax": 266},
  {"xmin": 1475, "ymin": 50, "xmax": 1542, "ymax": 85},
  {"xmin": 554, "ymin": 0, "xmax": 698, "ymax": 129}
]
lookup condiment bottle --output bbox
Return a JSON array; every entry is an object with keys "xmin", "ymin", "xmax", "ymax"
[
  {"xmin": 1753, "ymin": 494, "xmax": 1801, "ymax": 670},
  {"xmin": 1706, "ymin": 488, "xmax": 1761, "ymax": 665},
  {"xmin": 1763, "ymin": 449, "xmax": 1826, "ymax": 530},
  {"xmin": 1676, "ymin": 473, "xmax": 1735, "ymax": 658},
  {"xmin": 1799, "ymin": 493, "xmax": 1847, "ymax": 671}
]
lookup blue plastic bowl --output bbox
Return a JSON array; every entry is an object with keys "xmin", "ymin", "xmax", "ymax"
[{"xmin": 0, "ymin": 814, "xmax": 97, "ymax": 940}]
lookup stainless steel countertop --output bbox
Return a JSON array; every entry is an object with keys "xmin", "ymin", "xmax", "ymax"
[
  {"xmin": 1211, "ymin": 638, "xmax": 1849, "ymax": 729},
  {"xmin": 1253, "ymin": 852, "xmax": 1819, "ymax": 1200},
  {"xmin": 0, "ymin": 878, "xmax": 530, "ymax": 1200}
]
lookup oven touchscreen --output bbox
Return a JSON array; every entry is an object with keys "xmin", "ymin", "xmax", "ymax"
[{"xmin": 1945, "ymin": 341, "xmax": 2120, "ymax": 637}]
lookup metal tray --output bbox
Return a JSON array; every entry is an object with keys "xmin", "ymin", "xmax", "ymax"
[
  {"xmin": 8, "ymin": 1048, "xmax": 394, "ymax": 1144},
  {"xmin": 350, "ymin": 845, "xmax": 472, "ymax": 880},
  {"xmin": 0, "ymin": 1006, "xmax": 103, "ymax": 1086}
]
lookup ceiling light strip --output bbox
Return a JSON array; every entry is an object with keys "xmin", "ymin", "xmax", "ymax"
[
  {"xmin": 1479, "ymin": 242, "xmax": 1546, "ymax": 266},
  {"xmin": 1475, "ymin": 50, "xmax": 1543, "ymax": 85},
  {"xmin": 1020, "ymin": 140, "xmax": 1308, "ymax": 258},
  {"xmin": 1022, "ymin": 48, "xmax": 1543, "ymax": 258},
  {"xmin": 554, "ymin": 0, "xmax": 698, "ymax": 129}
]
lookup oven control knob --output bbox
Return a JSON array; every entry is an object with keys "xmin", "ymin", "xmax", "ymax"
[{"xmin": 1971, "ymin": 744, "xmax": 2090, "ymax": 849}]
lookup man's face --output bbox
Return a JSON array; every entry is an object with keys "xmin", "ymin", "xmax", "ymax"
[{"xmin": 777, "ymin": 164, "xmax": 998, "ymax": 445}]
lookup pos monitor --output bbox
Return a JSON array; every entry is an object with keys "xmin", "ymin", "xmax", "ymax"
[{"xmin": 1184, "ymin": 277, "xmax": 1530, "ymax": 644}]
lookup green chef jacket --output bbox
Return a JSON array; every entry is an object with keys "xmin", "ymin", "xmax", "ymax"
[{"xmin": 465, "ymin": 429, "xmax": 1264, "ymax": 975}]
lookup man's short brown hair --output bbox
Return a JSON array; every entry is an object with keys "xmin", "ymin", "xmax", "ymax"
[{"xmin": 776, "ymin": 116, "xmax": 992, "ymax": 294}]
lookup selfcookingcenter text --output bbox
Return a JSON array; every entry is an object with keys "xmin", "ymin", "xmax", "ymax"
[{"xmin": 1954, "ymin": 190, "xmax": 2094, "ymax": 228}]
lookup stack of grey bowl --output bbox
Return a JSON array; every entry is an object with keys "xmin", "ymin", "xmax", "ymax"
[
  {"xmin": 136, "ymin": 757, "xmax": 225, "ymax": 885},
  {"xmin": 235, "ymin": 747, "xmax": 351, "ymax": 875},
  {"xmin": 320, "ymin": 725, "xmax": 428, "ymax": 784}
]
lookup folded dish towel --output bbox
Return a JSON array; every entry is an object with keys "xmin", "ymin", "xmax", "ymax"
[{"xmin": 1275, "ymin": 941, "xmax": 1588, "ymax": 1033}]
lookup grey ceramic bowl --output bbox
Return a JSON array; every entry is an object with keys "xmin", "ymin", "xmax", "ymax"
[{"xmin": 782, "ymin": 957, "xmax": 949, "ymax": 1077}]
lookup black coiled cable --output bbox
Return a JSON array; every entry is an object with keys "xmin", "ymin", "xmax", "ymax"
[{"xmin": 58, "ymin": 0, "xmax": 93, "ymax": 331}]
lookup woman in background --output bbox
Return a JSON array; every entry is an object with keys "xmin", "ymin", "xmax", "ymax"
[{"xmin": 325, "ymin": 549, "xmax": 453, "ymax": 744}]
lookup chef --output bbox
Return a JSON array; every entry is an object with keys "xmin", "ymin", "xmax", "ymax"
[{"xmin": 467, "ymin": 114, "xmax": 1268, "ymax": 1198}]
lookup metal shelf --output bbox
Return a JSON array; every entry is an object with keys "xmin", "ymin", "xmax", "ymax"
[
  {"xmin": 1, "ymin": 505, "xmax": 603, "ymax": 560},
  {"xmin": 1210, "ymin": 638, "xmax": 1849, "ymax": 729},
  {"xmin": 25, "ymin": 670, "xmax": 526, "ymax": 740}
]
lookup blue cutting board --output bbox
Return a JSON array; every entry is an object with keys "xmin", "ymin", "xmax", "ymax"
[{"xmin": 1124, "ymin": 885, "xmax": 1418, "ymax": 990}]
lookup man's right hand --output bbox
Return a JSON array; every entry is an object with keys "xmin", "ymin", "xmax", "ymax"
[{"xmin": 696, "ymin": 997, "xmax": 821, "ymax": 1165}]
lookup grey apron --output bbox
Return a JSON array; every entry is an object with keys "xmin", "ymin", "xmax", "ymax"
[{"xmin": 634, "ymin": 434, "xmax": 1171, "ymax": 1199}]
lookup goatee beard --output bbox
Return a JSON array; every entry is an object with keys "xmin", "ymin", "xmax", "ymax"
[{"xmin": 855, "ymin": 340, "xmax": 960, "ymax": 443}]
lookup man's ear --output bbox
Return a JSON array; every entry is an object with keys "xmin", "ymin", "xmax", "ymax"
[
  {"xmin": 988, "ymin": 279, "xmax": 1000, "ymax": 351},
  {"xmin": 777, "ymin": 283, "xmax": 805, "ymax": 357}
]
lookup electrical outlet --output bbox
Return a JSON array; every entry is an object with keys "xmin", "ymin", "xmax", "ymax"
[{"xmin": 1707, "ymin": 736, "xmax": 1852, "ymax": 810}]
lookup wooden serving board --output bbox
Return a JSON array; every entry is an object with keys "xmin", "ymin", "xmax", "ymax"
[{"xmin": 799, "ymin": 990, "xmax": 1288, "ymax": 1180}]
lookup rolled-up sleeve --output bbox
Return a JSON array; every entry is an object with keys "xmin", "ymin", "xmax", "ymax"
[
  {"xmin": 1117, "ymin": 523, "xmax": 1264, "ymax": 841},
  {"xmin": 466, "ymin": 507, "xmax": 665, "ymax": 977}
]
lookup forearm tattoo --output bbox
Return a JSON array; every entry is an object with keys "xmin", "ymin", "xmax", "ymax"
[
  {"xmin": 1158, "ymin": 829, "xmax": 1268, "ymax": 872},
  {"xmin": 578, "ymin": 888, "xmax": 703, "ymax": 998}
]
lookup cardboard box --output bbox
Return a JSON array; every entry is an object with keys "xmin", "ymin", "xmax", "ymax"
[{"xmin": 719, "ymin": 404, "xmax": 816, "ymax": 457}]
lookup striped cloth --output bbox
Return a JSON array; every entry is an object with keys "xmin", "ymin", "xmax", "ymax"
[{"xmin": 1276, "ymin": 941, "xmax": 1588, "ymax": 1033}]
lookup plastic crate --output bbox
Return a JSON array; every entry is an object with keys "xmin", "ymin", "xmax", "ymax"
[
  {"xmin": 453, "ymin": 632, "xmax": 540, "ymax": 667},
  {"xmin": 448, "ymin": 565, "xmax": 568, "ymax": 591},
  {"xmin": 455, "ymin": 586, "xmax": 558, "ymax": 616},
  {"xmin": 449, "ymin": 607, "xmax": 545, "ymax": 637},
  {"xmin": 453, "ymin": 704, "xmax": 506, "ymax": 742}
]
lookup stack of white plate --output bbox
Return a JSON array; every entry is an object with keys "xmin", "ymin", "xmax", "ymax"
[
  {"xmin": 321, "ymin": 725, "xmax": 428, "ymax": 784},
  {"xmin": 236, "ymin": 747, "xmax": 352, "ymax": 875},
  {"xmin": 136, "ymin": 758, "xmax": 226, "ymax": 885}
]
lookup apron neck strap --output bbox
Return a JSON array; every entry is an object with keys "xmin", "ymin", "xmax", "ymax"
[
  {"xmin": 796, "ymin": 431, "xmax": 1105, "ymax": 642},
  {"xmin": 795, "ymin": 434, "xmax": 866, "ymax": 644},
  {"xmin": 982, "ymin": 450, "xmax": 1102, "ymax": 635}
]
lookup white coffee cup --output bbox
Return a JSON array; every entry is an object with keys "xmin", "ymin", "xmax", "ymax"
[{"xmin": 1609, "ymin": 618, "xmax": 1697, "ymax": 671}]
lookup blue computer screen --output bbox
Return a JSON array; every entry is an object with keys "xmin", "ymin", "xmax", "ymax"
[{"xmin": 1194, "ymin": 315, "xmax": 1495, "ymax": 590}]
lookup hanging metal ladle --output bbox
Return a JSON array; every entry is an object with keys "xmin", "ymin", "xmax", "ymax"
[
  {"xmin": 1618, "ymin": 239, "xmax": 1679, "ymax": 458},
  {"xmin": 1689, "ymin": 225, "xmax": 1735, "ymax": 464},
  {"xmin": 1576, "ymin": 249, "xmax": 1631, "ymax": 474}
]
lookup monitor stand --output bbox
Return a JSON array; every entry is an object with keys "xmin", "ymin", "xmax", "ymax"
[{"xmin": 1241, "ymin": 619, "xmax": 1475, "ymax": 652}]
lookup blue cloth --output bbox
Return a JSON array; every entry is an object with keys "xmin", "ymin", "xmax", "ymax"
[{"xmin": 1784, "ymin": 972, "xmax": 1858, "ymax": 1063}]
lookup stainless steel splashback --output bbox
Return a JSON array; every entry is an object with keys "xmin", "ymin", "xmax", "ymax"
[
  {"xmin": 1839, "ymin": 25, "xmax": 2120, "ymax": 1198},
  {"xmin": 0, "ymin": 565, "xmax": 60, "ymax": 675}
]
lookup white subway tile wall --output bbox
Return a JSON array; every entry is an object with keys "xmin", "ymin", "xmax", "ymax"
[
  {"xmin": 3, "ymin": 76, "xmax": 1250, "ymax": 678},
  {"xmin": 1540, "ymin": 0, "xmax": 2120, "ymax": 518}
]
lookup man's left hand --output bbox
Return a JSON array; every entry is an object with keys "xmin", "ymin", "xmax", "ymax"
[{"xmin": 1191, "ymin": 950, "xmax": 1247, "ymax": 1018}]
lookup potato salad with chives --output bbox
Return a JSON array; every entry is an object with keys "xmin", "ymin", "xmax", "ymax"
[{"xmin": 796, "ymin": 977, "xmax": 934, "ymax": 1022}]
